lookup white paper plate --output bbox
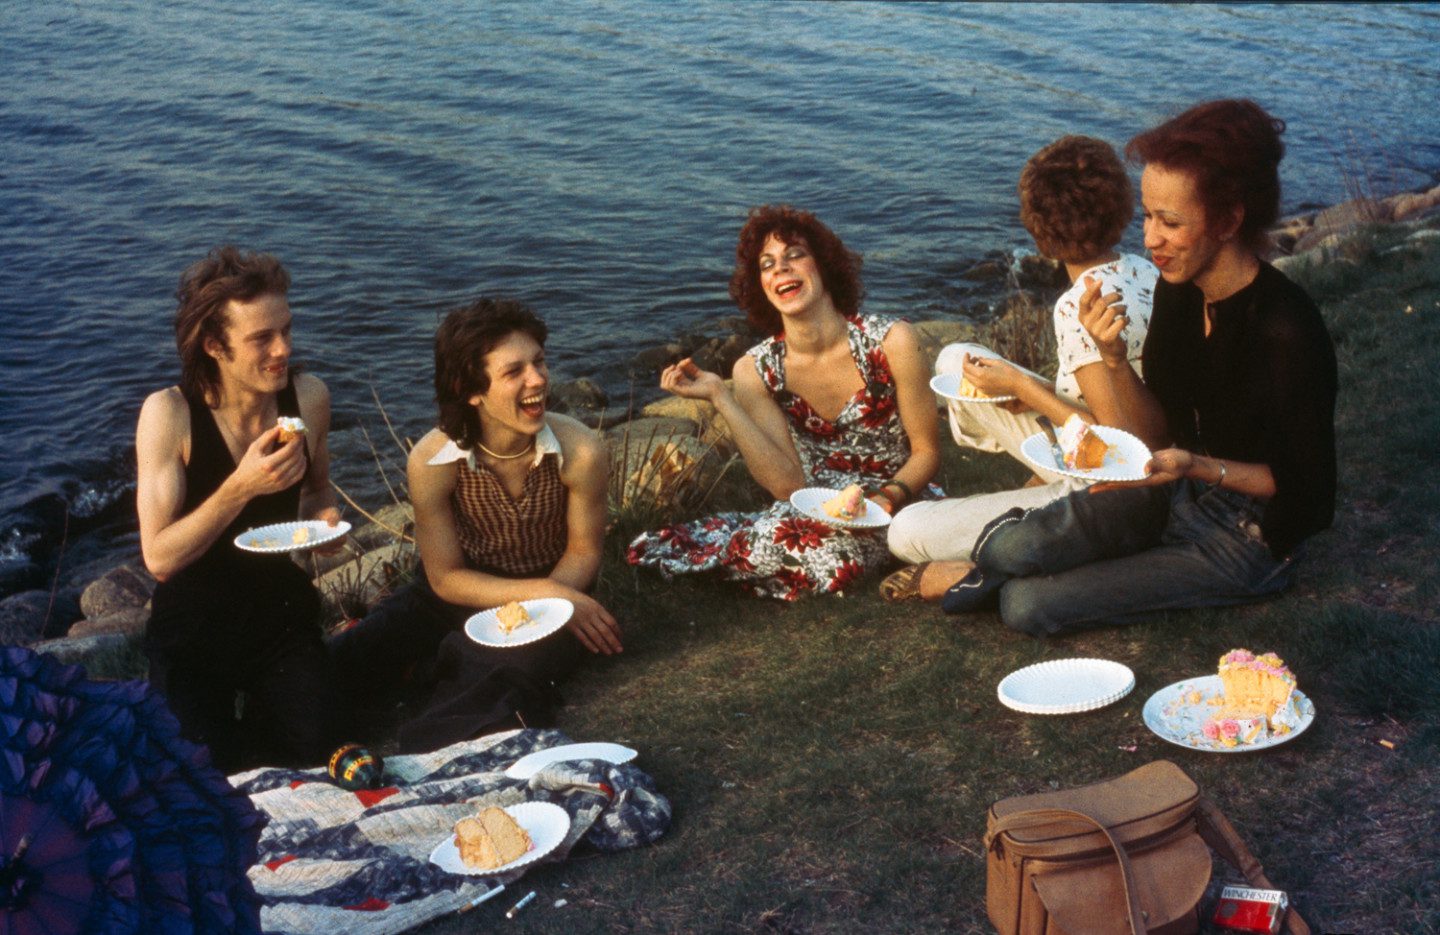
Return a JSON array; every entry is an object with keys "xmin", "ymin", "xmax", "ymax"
[
  {"xmin": 789, "ymin": 487, "xmax": 891, "ymax": 529},
  {"xmin": 930, "ymin": 371, "xmax": 1016, "ymax": 404},
  {"xmin": 997, "ymin": 658, "xmax": 1136, "ymax": 715},
  {"xmin": 1019, "ymin": 425, "xmax": 1151, "ymax": 482},
  {"xmin": 1143, "ymin": 676, "xmax": 1315, "ymax": 753},
  {"xmin": 504, "ymin": 742, "xmax": 638, "ymax": 780},
  {"xmin": 465, "ymin": 598, "xmax": 573, "ymax": 648},
  {"xmin": 429, "ymin": 801, "xmax": 569, "ymax": 876},
  {"xmin": 234, "ymin": 520, "xmax": 352, "ymax": 554}
]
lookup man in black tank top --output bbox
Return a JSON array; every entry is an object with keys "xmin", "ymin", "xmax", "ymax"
[{"xmin": 135, "ymin": 246, "xmax": 344, "ymax": 772}]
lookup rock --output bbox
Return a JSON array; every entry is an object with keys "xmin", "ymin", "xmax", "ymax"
[
  {"xmin": 641, "ymin": 392, "xmax": 735, "ymax": 452},
  {"xmin": 961, "ymin": 258, "xmax": 1009, "ymax": 283},
  {"xmin": 631, "ymin": 342, "xmax": 684, "ymax": 375},
  {"xmin": 0, "ymin": 591, "xmax": 51, "ymax": 645},
  {"xmin": 351, "ymin": 502, "xmax": 415, "ymax": 551},
  {"xmin": 1390, "ymin": 185, "xmax": 1440, "ymax": 222},
  {"xmin": 1015, "ymin": 254, "xmax": 1067, "ymax": 289},
  {"xmin": 68, "ymin": 607, "xmax": 149, "ymax": 639},
  {"xmin": 31, "ymin": 632, "xmax": 145, "ymax": 679},
  {"xmin": 617, "ymin": 435, "xmax": 720, "ymax": 510},
  {"xmin": 313, "ymin": 543, "xmax": 418, "ymax": 619},
  {"xmin": 548, "ymin": 378, "xmax": 608, "ymax": 416},
  {"xmin": 79, "ymin": 562, "xmax": 156, "ymax": 619},
  {"xmin": 607, "ymin": 416, "xmax": 700, "ymax": 445},
  {"xmin": 576, "ymin": 406, "xmax": 634, "ymax": 431},
  {"xmin": 1293, "ymin": 197, "xmax": 1394, "ymax": 253}
]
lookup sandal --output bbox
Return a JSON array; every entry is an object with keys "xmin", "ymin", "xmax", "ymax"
[{"xmin": 880, "ymin": 563, "xmax": 929, "ymax": 603}]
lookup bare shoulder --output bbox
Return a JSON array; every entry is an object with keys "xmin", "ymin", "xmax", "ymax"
[
  {"xmin": 408, "ymin": 428, "xmax": 453, "ymax": 469},
  {"xmin": 881, "ymin": 319, "xmax": 921, "ymax": 352},
  {"xmin": 137, "ymin": 386, "xmax": 188, "ymax": 444},
  {"xmin": 547, "ymin": 413, "xmax": 604, "ymax": 465},
  {"xmin": 293, "ymin": 371, "xmax": 331, "ymax": 416}
]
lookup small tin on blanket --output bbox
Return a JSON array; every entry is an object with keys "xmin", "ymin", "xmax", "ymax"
[{"xmin": 1211, "ymin": 885, "xmax": 1287, "ymax": 933}]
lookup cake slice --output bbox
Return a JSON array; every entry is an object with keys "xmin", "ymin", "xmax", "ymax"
[
  {"xmin": 1058, "ymin": 413, "xmax": 1111, "ymax": 470},
  {"xmin": 957, "ymin": 376, "xmax": 990, "ymax": 399},
  {"xmin": 1201, "ymin": 649, "xmax": 1299, "ymax": 747},
  {"xmin": 495, "ymin": 601, "xmax": 531, "ymax": 636},
  {"xmin": 454, "ymin": 806, "xmax": 532, "ymax": 869},
  {"xmin": 822, "ymin": 484, "xmax": 866, "ymax": 521}
]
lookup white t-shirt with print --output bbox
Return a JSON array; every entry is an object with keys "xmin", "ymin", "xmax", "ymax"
[{"xmin": 1052, "ymin": 254, "xmax": 1159, "ymax": 405}]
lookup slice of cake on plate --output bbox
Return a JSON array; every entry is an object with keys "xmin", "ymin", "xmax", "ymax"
[
  {"xmin": 1202, "ymin": 648, "xmax": 1300, "ymax": 747},
  {"xmin": 821, "ymin": 484, "xmax": 866, "ymax": 521},
  {"xmin": 454, "ymin": 806, "xmax": 533, "ymax": 870},
  {"xmin": 1058, "ymin": 413, "xmax": 1111, "ymax": 470},
  {"xmin": 495, "ymin": 601, "xmax": 531, "ymax": 636}
]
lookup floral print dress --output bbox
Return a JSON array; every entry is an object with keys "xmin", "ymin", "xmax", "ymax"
[{"xmin": 626, "ymin": 314, "xmax": 938, "ymax": 600}]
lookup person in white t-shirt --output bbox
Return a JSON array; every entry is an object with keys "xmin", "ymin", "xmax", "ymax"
[{"xmin": 883, "ymin": 135, "xmax": 1158, "ymax": 600}]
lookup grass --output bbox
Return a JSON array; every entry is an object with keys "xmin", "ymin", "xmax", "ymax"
[{"xmin": 412, "ymin": 220, "xmax": 1440, "ymax": 935}]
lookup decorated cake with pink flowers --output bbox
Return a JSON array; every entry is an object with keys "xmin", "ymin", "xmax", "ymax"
[{"xmin": 1201, "ymin": 649, "xmax": 1299, "ymax": 747}]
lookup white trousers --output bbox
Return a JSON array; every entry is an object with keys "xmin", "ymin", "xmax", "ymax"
[{"xmin": 887, "ymin": 343, "xmax": 1087, "ymax": 563}]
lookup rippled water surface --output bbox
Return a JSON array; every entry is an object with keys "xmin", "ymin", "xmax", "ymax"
[{"xmin": 2, "ymin": 1, "xmax": 1437, "ymax": 600}]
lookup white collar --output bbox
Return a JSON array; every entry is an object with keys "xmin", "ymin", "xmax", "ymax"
[{"xmin": 427, "ymin": 422, "xmax": 564, "ymax": 470}]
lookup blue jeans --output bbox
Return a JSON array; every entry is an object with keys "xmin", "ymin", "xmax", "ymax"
[{"xmin": 978, "ymin": 479, "xmax": 1296, "ymax": 636}]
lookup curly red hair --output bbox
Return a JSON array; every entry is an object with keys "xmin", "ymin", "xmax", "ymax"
[
  {"xmin": 1126, "ymin": 99, "xmax": 1286, "ymax": 252},
  {"xmin": 1018, "ymin": 136, "xmax": 1134, "ymax": 264},
  {"xmin": 728, "ymin": 205, "xmax": 864, "ymax": 334}
]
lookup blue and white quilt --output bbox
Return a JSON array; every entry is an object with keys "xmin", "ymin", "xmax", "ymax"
[{"xmin": 231, "ymin": 729, "xmax": 671, "ymax": 935}]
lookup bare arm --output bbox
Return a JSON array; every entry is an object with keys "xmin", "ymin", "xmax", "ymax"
[
  {"xmin": 135, "ymin": 388, "xmax": 305, "ymax": 580},
  {"xmin": 875, "ymin": 321, "xmax": 940, "ymax": 512},
  {"xmin": 294, "ymin": 373, "xmax": 341, "ymax": 524},
  {"xmin": 659, "ymin": 356, "xmax": 808, "ymax": 498},
  {"xmin": 1104, "ymin": 448, "xmax": 1276, "ymax": 500}
]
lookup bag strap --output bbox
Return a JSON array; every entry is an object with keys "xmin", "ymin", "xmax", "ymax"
[
  {"xmin": 1195, "ymin": 798, "xmax": 1312, "ymax": 935},
  {"xmin": 988, "ymin": 807, "xmax": 1148, "ymax": 935}
]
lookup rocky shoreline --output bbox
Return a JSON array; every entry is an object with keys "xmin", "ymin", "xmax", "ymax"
[{"xmin": 8, "ymin": 179, "xmax": 1439, "ymax": 674}]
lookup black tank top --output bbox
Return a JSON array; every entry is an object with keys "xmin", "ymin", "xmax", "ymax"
[{"xmin": 148, "ymin": 378, "xmax": 319, "ymax": 655}]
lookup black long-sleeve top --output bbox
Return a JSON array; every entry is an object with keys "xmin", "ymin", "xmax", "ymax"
[{"xmin": 1143, "ymin": 262, "xmax": 1337, "ymax": 558}]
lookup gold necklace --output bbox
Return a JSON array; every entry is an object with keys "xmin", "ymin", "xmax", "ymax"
[{"xmin": 475, "ymin": 437, "xmax": 535, "ymax": 460}]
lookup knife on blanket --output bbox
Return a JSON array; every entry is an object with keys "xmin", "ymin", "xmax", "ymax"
[{"xmin": 1036, "ymin": 416, "xmax": 1066, "ymax": 471}]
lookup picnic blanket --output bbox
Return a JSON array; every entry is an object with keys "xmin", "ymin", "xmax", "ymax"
[{"xmin": 230, "ymin": 728, "xmax": 671, "ymax": 935}]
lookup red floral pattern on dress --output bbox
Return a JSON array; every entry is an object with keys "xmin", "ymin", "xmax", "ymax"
[{"xmin": 627, "ymin": 315, "xmax": 941, "ymax": 600}]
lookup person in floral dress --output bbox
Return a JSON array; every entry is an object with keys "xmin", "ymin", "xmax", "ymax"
[{"xmin": 626, "ymin": 205, "xmax": 941, "ymax": 600}]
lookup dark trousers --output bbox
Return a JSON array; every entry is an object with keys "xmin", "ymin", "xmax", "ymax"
[
  {"xmin": 328, "ymin": 573, "xmax": 583, "ymax": 752},
  {"xmin": 148, "ymin": 624, "xmax": 341, "ymax": 773}
]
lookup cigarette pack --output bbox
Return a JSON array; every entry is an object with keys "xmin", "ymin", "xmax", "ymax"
[{"xmin": 1211, "ymin": 884, "xmax": 1287, "ymax": 933}]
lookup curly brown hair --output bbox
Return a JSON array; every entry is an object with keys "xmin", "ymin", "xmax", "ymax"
[
  {"xmin": 1126, "ymin": 99, "xmax": 1286, "ymax": 253},
  {"xmin": 174, "ymin": 245, "xmax": 290, "ymax": 403},
  {"xmin": 728, "ymin": 205, "xmax": 864, "ymax": 334},
  {"xmin": 433, "ymin": 297, "xmax": 548, "ymax": 450},
  {"xmin": 1018, "ymin": 136, "xmax": 1134, "ymax": 264}
]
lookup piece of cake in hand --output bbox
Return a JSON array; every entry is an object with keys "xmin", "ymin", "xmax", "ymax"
[
  {"xmin": 495, "ymin": 601, "xmax": 531, "ymax": 636},
  {"xmin": 454, "ymin": 806, "xmax": 533, "ymax": 870},
  {"xmin": 957, "ymin": 376, "xmax": 990, "ymax": 399},
  {"xmin": 1058, "ymin": 413, "xmax": 1111, "ymax": 470},
  {"xmin": 821, "ymin": 483, "xmax": 867, "ymax": 521},
  {"xmin": 1201, "ymin": 648, "xmax": 1299, "ymax": 747},
  {"xmin": 276, "ymin": 416, "xmax": 307, "ymax": 444}
]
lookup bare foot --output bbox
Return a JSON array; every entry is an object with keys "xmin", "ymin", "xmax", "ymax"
[{"xmin": 919, "ymin": 560, "xmax": 976, "ymax": 600}]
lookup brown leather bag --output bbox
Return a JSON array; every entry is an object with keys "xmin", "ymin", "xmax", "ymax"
[{"xmin": 984, "ymin": 760, "xmax": 1310, "ymax": 935}]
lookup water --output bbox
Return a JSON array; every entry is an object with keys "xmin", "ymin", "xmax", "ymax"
[{"xmin": 2, "ymin": 1, "xmax": 1437, "ymax": 607}]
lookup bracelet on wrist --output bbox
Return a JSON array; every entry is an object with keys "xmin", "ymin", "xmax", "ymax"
[
  {"xmin": 1214, "ymin": 459, "xmax": 1227, "ymax": 488},
  {"xmin": 882, "ymin": 478, "xmax": 913, "ymax": 503}
]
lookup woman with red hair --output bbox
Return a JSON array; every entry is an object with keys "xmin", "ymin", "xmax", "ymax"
[
  {"xmin": 933, "ymin": 100, "xmax": 1337, "ymax": 635},
  {"xmin": 626, "ymin": 205, "xmax": 941, "ymax": 600}
]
